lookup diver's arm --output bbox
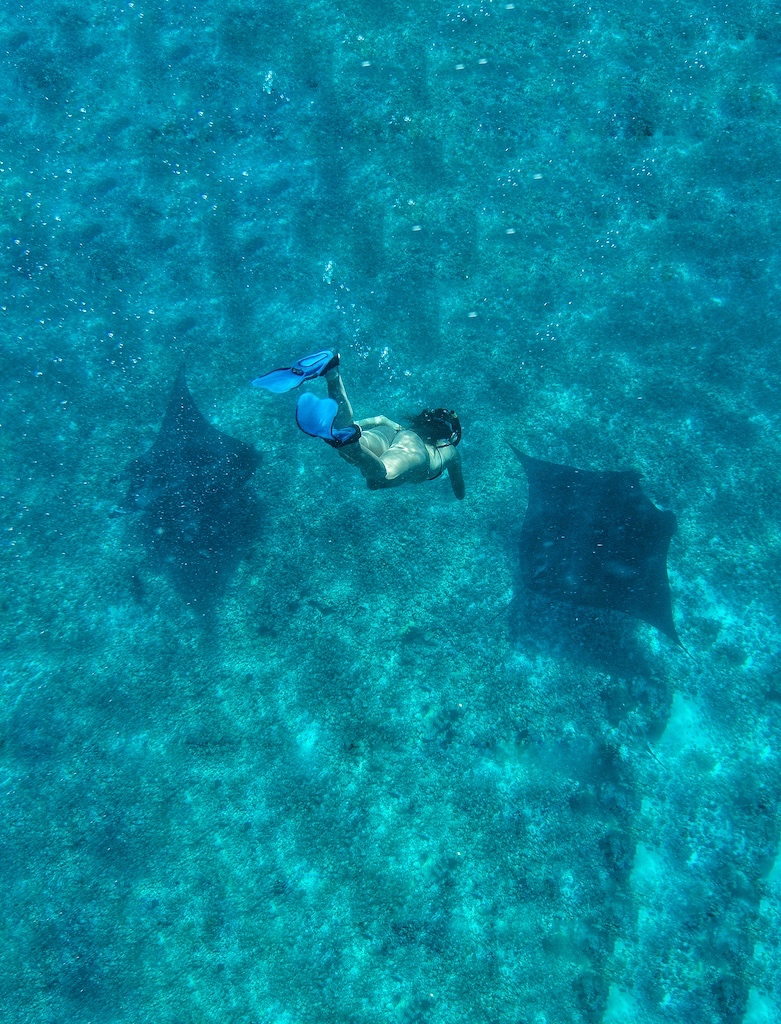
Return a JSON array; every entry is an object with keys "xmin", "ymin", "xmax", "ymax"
[
  {"xmin": 355, "ymin": 415, "xmax": 403, "ymax": 432},
  {"xmin": 446, "ymin": 450, "xmax": 465, "ymax": 499}
]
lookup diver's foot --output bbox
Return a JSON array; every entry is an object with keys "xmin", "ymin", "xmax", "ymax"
[
  {"xmin": 324, "ymin": 424, "xmax": 360, "ymax": 448},
  {"xmin": 252, "ymin": 349, "xmax": 339, "ymax": 393},
  {"xmin": 320, "ymin": 351, "xmax": 340, "ymax": 376},
  {"xmin": 296, "ymin": 392, "xmax": 360, "ymax": 446},
  {"xmin": 291, "ymin": 349, "xmax": 339, "ymax": 379}
]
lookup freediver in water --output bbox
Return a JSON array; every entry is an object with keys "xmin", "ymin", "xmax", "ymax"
[{"xmin": 252, "ymin": 350, "xmax": 465, "ymax": 500}]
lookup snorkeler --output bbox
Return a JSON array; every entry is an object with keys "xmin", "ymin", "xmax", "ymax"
[{"xmin": 252, "ymin": 350, "xmax": 465, "ymax": 500}]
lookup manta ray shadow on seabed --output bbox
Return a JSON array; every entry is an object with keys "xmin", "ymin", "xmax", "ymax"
[{"xmin": 120, "ymin": 365, "xmax": 262, "ymax": 606}]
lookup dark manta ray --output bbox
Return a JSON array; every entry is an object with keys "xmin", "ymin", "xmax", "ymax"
[
  {"xmin": 124, "ymin": 365, "xmax": 261, "ymax": 595},
  {"xmin": 510, "ymin": 445, "xmax": 680, "ymax": 644}
]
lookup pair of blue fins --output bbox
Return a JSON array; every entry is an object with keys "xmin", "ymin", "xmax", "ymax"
[{"xmin": 252, "ymin": 349, "xmax": 359, "ymax": 447}]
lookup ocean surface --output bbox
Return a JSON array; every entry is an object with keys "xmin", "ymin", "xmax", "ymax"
[{"xmin": 1, "ymin": 1, "xmax": 779, "ymax": 1021}]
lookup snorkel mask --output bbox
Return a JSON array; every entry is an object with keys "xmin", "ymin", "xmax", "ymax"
[{"xmin": 409, "ymin": 408, "xmax": 462, "ymax": 447}]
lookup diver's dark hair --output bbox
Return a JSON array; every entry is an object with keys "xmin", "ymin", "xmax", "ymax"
[{"xmin": 408, "ymin": 408, "xmax": 462, "ymax": 447}]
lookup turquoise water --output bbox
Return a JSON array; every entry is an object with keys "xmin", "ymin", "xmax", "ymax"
[{"xmin": 1, "ymin": 1, "xmax": 780, "ymax": 1021}]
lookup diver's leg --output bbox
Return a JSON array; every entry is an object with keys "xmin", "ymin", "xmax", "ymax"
[
  {"xmin": 324, "ymin": 365, "xmax": 355, "ymax": 430},
  {"xmin": 338, "ymin": 420, "xmax": 400, "ymax": 482},
  {"xmin": 338, "ymin": 437, "xmax": 388, "ymax": 481},
  {"xmin": 315, "ymin": 361, "xmax": 394, "ymax": 483},
  {"xmin": 379, "ymin": 432, "xmax": 430, "ymax": 483}
]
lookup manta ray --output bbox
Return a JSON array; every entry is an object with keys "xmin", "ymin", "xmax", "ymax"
[
  {"xmin": 123, "ymin": 365, "xmax": 261, "ymax": 596},
  {"xmin": 510, "ymin": 445, "xmax": 680, "ymax": 644}
]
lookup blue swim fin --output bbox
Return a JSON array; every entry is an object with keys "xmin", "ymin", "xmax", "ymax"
[
  {"xmin": 295, "ymin": 392, "xmax": 360, "ymax": 447},
  {"xmin": 252, "ymin": 350, "xmax": 338, "ymax": 393}
]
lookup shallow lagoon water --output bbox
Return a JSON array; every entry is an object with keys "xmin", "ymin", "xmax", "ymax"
[{"xmin": 1, "ymin": 2, "xmax": 780, "ymax": 1022}]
